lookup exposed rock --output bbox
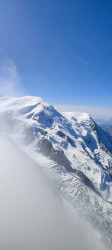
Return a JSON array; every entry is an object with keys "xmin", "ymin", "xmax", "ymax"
[
  {"xmin": 39, "ymin": 129, "xmax": 48, "ymax": 136},
  {"xmin": 57, "ymin": 131, "xmax": 65, "ymax": 138},
  {"xmin": 66, "ymin": 135, "xmax": 75, "ymax": 147},
  {"xmin": 37, "ymin": 138, "xmax": 71, "ymax": 171},
  {"xmin": 57, "ymin": 131, "xmax": 75, "ymax": 147},
  {"xmin": 75, "ymin": 170, "xmax": 96, "ymax": 192},
  {"xmin": 90, "ymin": 119, "xmax": 112, "ymax": 156},
  {"xmin": 37, "ymin": 138, "xmax": 97, "ymax": 193}
]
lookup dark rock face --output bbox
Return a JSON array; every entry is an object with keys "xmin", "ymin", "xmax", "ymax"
[
  {"xmin": 75, "ymin": 170, "xmax": 96, "ymax": 192},
  {"xmin": 39, "ymin": 129, "xmax": 48, "ymax": 136},
  {"xmin": 57, "ymin": 131, "xmax": 75, "ymax": 147},
  {"xmin": 90, "ymin": 119, "xmax": 112, "ymax": 156},
  {"xmin": 37, "ymin": 138, "xmax": 97, "ymax": 193},
  {"xmin": 37, "ymin": 138, "xmax": 71, "ymax": 171},
  {"xmin": 57, "ymin": 131, "xmax": 65, "ymax": 138},
  {"xmin": 66, "ymin": 135, "xmax": 75, "ymax": 147}
]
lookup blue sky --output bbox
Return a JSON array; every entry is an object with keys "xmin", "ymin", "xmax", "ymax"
[{"xmin": 0, "ymin": 0, "xmax": 112, "ymax": 109}]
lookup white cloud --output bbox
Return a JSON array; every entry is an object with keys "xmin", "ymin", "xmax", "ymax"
[
  {"xmin": 75, "ymin": 56, "xmax": 89, "ymax": 66},
  {"xmin": 0, "ymin": 58, "xmax": 22, "ymax": 96},
  {"xmin": 55, "ymin": 105, "xmax": 112, "ymax": 122}
]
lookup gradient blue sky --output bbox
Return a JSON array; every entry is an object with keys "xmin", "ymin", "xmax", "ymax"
[{"xmin": 0, "ymin": 0, "xmax": 112, "ymax": 108}]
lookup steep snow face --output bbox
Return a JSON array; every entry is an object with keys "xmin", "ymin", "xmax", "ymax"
[{"xmin": 1, "ymin": 96, "xmax": 112, "ymax": 202}]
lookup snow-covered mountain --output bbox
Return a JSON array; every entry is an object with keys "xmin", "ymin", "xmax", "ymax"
[
  {"xmin": 0, "ymin": 95, "xmax": 112, "ymax": 246},
  {"xmin": 1, "ymin": 95, "xmax": 112, "ymax": 200}
]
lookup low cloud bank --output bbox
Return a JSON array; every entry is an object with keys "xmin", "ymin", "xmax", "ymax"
[{"xmin": 0, "ymin": 134, "xmax": 106, "ymax": 250}]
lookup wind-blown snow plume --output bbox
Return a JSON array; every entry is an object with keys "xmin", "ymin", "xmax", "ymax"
[{"xmin": 0, "ymin": 58, "xmax": 22, "ymax": 96}]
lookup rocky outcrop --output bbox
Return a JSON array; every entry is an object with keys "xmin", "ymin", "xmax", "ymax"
[
  {"xmin": 75, "ymin": 170, "xmax": 97, "ymax": 192},
  {"xmin": 37, "ymin": 138, "xmax": 97, "ymax": 193},
  {"xmin": 37, "ymin": 138, "xmax": 71, "ymax": 171},
  {"xmin": 90, "ymin": 119, "xmax": 112, "ymax": 156},
  {"xmin": 57, "ymin": 131, "xmax": 75, "ymax": 147}
]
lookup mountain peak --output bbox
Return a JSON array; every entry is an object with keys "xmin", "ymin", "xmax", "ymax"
[{"xmin": 62, "ymin": 111, "xmax": 91, "ymax": 123}]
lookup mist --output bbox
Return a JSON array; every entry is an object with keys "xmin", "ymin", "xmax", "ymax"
[{"xmin": 0, "ymin": 133, "xmax": 106, "ymax": 250}]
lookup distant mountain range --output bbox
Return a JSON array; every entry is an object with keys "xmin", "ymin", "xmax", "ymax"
[
  {"xmin": 100, "ymin": 125, "xmax": 112, "ymax": 137},
  {"xmin": 95, "ymin": 118, "xmax": 112, "ymax": 126},
  {"xmin": 94, "ymin": 119, "xmax": 112, "ymax": 137},
  {"xmin": 0, "ymin": 95, "xmax": 112, "ymax": 246}
]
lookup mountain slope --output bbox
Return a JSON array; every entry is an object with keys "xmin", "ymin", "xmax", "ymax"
[{"xmin": 0, "ymin": 95, "xmax": 112, "ymax": 203}]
